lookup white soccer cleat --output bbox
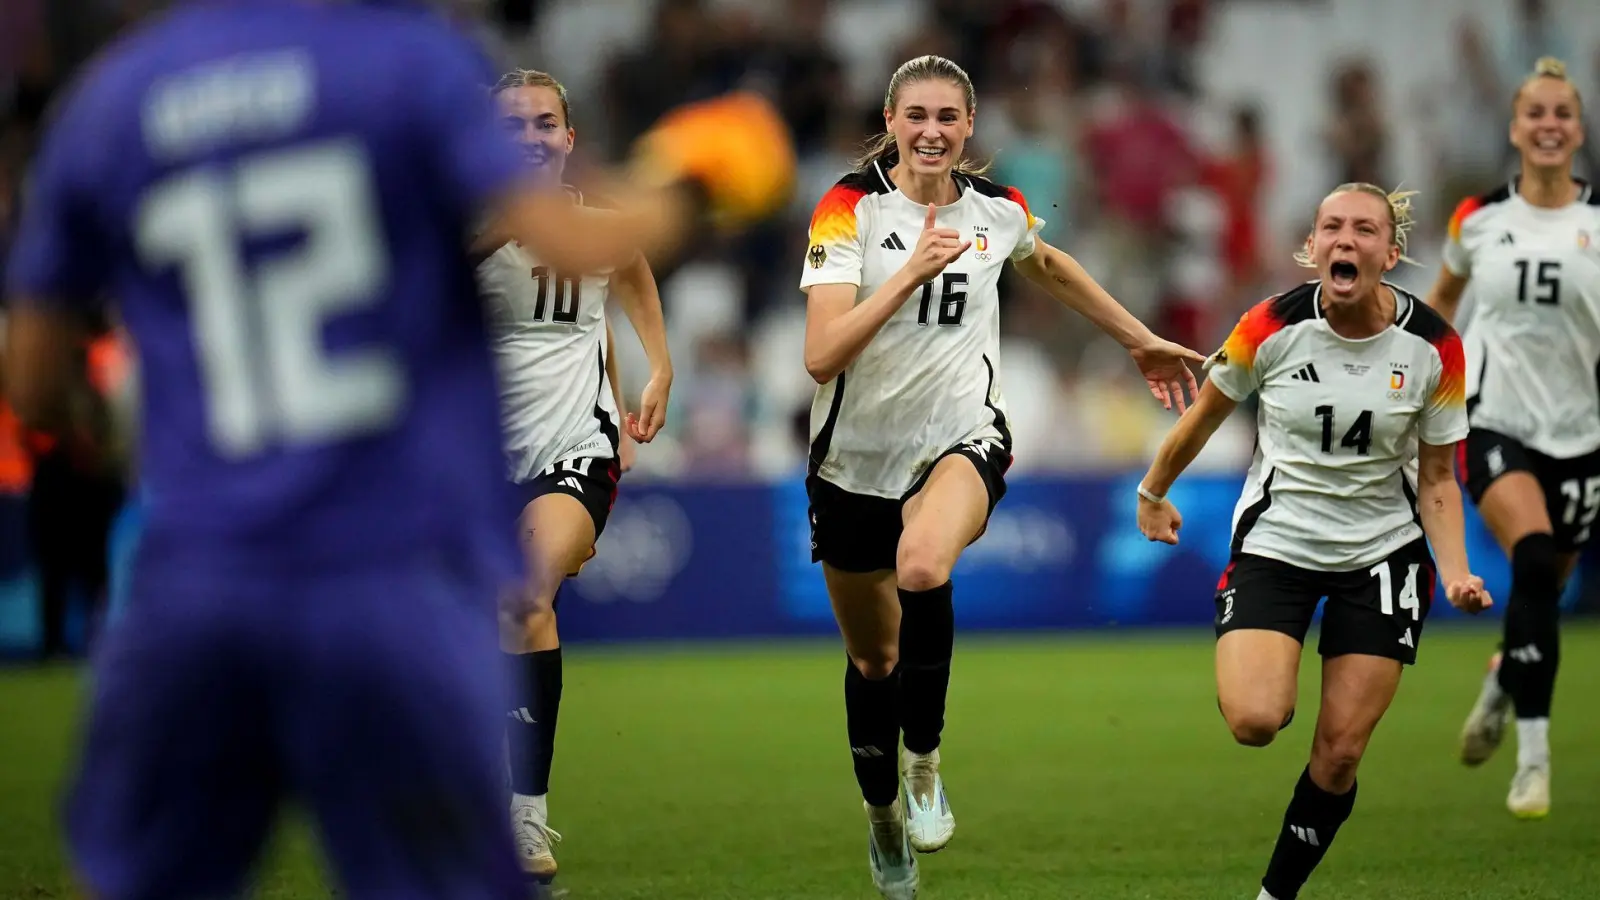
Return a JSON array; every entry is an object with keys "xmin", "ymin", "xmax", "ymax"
[
  {"xmin": 512, "ymin": 799, "xmax": 563, "ymax": 882},
  {"xmin": 866, "ymin": 799, "xmax": 919, "ymax": 899},
  {"xmin": 901, "ymin": 748, "xmax": 955, "ymax": 853},
  {"xmin": 1507, "ymin": 765, "xmax": 1550, "ymax": 820},
  {"xmin": 1459, "ymin": 659, "xmax": 1512, "ymax": 767}
]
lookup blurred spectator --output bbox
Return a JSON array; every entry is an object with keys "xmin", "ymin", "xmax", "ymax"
[
  {"xmin": 602, "ymin": 0, "xmax": 719, "ymax": 154},
  {"xmin": 1083, "ymin": 68, "xmax": 1199, "ymax": 322},
  {"xmin": 760, "ymin": 0, "xmax": 846, "ymax": 155},
  {"xmin": 1202, "ymin": 104, "xmax": 1271, "ymax": 303},
  {"xmin": 1322, "ymin": 60, "xmax": 1390, "ymax": 187},
  {"xmin": 1498, "ymin": 0, "xmax": 1573, "ymax": 89}
]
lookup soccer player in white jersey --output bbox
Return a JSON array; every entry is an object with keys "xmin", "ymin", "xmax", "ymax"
[
  {"xmin": 1136, "ymin": 183, "xmax": 1492, "ymax": 900},
  {"xmin": 800, "ymin": 54, "xmax": 1204, "ymax": 899},
  {"xmin": 1424, "ymin": 57, "xmax": 1600, "ymax": 819},
  {"xmin": 475, "ymin": 69, "xmax": 673, "ymax": 883}
]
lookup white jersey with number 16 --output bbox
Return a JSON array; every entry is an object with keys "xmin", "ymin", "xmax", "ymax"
[{"xmin": 798, "ymin": 161, "xmax": 1043, "ymax": 499}]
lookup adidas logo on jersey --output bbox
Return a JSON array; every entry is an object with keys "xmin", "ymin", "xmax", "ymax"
[
  {"xmin": 881, "ymin": 232, "xmax": 907, "ymax": 251},
  {"xmin": 1399, "ymin": 628, "xmax": 1414, "ymax": 648},
  {"xmin": 1290, "ymin": 363, "xmax": 1321, "ymax": 383},
  {"xmin": 1499, "ymin": 232, "xmax": 1515, "ymax": 245}
]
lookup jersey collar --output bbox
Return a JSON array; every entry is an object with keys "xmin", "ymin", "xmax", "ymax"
[
  {"xmin": 1311, "ymin": 281, "xmax": 1414, "ymax": 331},
  {"xmin": 871, "ymin": 157, "xmax": 971, "ymax": 205},
  {"xmin": 1509, "ymin": 175, "xmax": 1593, "ymax": 205}
]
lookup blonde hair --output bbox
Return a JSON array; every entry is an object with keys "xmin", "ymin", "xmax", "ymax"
[
  {"xmin": 1513, "ymin": 56, "xmax": 1583, "ymax": 114},
  {"xmin": 491, "ymin": 68, "xmax": 573, "ymax": 129},
  {"xmin": 853, "ymin": 55, "xmax": 990, "ymax": 176},
  {"xmin": 1293, "ymin": 182, "xmax": 1419, "ymax": 268}
]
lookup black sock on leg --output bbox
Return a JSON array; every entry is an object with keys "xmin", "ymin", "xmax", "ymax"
[
  {"xmin": 898, "ymin": 581, "xmax": 954, "ymax": 756},
  {"xmin": 506, "ymin": 650, "xmax": 542, "ymax": 797},
  {"xmin": 529, "ymin": 647, "xmax": 563, "ymax": 795},
  {"xmin": 844, "ymin": 657, "xmax": 901, "ymax": 807},
  {"xmin": 1496, "ymin": 532, "xmax": 1562, "ymax": 719},
  {"xmin": 1261, "ymin": 767, "xmax": 1357, "ymax": 900},
  {"xmin": 505, "ymin": 648, "xmax": 563, "ymax": 797}
]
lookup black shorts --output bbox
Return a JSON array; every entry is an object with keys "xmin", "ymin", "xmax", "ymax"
[
  {"xmin": 1461, "ymin": 428, "xmax": 1600, "ymax": 551},
  {"xmin": 510, "ymin": 456, "xmax": 621, "ymax": 576},
  {"xmin": 806, "ymin": 439, "xmax": 1011, "ymax": 573},
  {"xmin": 1214, "ymin": 538, "xmax": 1435, "ymax": 665}
]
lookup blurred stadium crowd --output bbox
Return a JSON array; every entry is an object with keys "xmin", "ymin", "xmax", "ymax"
[{"xmin": 1, "ymin": 0, "xmax": 1598, "ymax": 654}]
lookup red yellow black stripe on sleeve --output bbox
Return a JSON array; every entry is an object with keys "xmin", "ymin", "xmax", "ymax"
[
  {"xmin": 808, "ymin": 183, "xmax": 868, "ymax": 246},
  {"xmin": 1003, "ymin": 186, "xmax": 1036, "ymax": 231},
  {"xmin": 1212, "ymin": 297, "xmax": 1288, "ymax": 371},
  {"xmin": 1447, "ymin": 196, "xmax": 1483, "ymax": 243},
  {"xmin": 1431, "ymin": 329, "xmax": 1466, "ymax": 409}
]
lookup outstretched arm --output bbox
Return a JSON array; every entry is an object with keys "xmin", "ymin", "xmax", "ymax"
[
  {"xmin": 1013, "ymin": 241, "xmax": 1206, "ymax": 411},
  {"xmin": 611, "ymin": 252, "xmax": 671, "ymax": 442},
  {"xmin": 1135, "ymin": 381, "xmax": 1238, "ymax": 544},
  {"xmin": 1417, "ymin": 440, "xmax": 1491, "ymax": 613}
]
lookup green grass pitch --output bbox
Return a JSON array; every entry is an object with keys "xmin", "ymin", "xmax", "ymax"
[{"xmin": 2, "ymin": 624, "xmax": 1597, "ymax": 899}]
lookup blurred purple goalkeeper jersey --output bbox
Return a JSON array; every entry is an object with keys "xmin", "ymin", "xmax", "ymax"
[{"xmin": 5, "ymin": 0, "xmax": 525, "ymax": 581}]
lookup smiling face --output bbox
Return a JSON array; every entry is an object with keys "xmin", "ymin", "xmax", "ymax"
[
  {"xmin": 1511, "ymin": 76, "xmax": 1584, "ymax": 174},
  {"xmin": 886, "ymin": 78, "xmax": 974, "ymax": 178},
  {"xmin": 498, "ymin": 84, "xmax": 574, "ymax": 183},
  {"xmin": 1308, "ymin": 189, "xmax": 1400, "ymax": 305}
]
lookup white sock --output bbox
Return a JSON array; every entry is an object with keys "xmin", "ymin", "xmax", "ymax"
[
  {"xmin": 1257, "ymin": 888, "xmax": 1279, "ymax": 900},
  {"xmin": 1516, "ymin": 718, "xmax": 1550, "ymax": 769},
  {"xmin": 513, "ymin": 792, "xmax": 549, "ymax": 820}
]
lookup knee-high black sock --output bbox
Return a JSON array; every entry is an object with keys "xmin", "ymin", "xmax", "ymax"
[
  {"xmin": 505, "ymin": 648, "xmax": 563, "ymax": 797},
  {"xmin": 844, "ymin": 658, "xmax": 901, "ymax": 807},
  {"xmin": 1261, "ymin": 767, "xmax": 1358, "ymax": 900},
  {"xmin": 1496, "ymin": 533, "xmax": 1562, "ymax": 719},
  {"xmin": 898, "ymin": 581, "xmax": 954, "ymax": 755}
]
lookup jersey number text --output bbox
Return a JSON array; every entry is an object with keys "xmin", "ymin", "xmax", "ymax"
[
  {"xmin": 136, "ymin": 138, "xmax": 400, "ymax": 458},
  {"xmin": 1370, "ymin": 560, "xmax": 1423, "ymax": 620},
  {"xmin": 1314, "ymin": 405, "xmax": 1373, "ymax": 456},
  {"xmin": 1514, "ymin": 259, "xmax": 1561, "ymax": 306},
  {"xmin": 529, "ymin": 266, "xmax": 581, "ymax": 324},
  {"xmin": 1559, "ymin": 475, "xmax": 1600, "ymax": 543},
  {"xmin": 916, "ymin": 273, "xmax": 968, "ymax": 327}
]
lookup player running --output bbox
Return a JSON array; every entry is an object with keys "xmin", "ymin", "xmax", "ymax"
[
  {"xmin": 2, "ymin": 1, "xmax": 791, "ymax": 897},
  {"xmin": 1424, "ymin": 57, "xmax": 1600, "ymax": 819},
  {"xmin": 800, "ymin": 53, "xmax": 1203, "ymax": 900},
  {"xmin": 1136, "ymin": 183, "xmax": 1492, "ymax": 900},
  {"xmin": 477, "ymin": 68, "xmax": 673, "ymax": 882}
]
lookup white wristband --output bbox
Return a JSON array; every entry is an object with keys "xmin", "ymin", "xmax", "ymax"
[{"xmin": 1137, "ymin": 485, "xmax": 1165, "ymax": 504}]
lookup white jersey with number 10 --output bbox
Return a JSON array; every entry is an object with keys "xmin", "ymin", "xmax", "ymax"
[{"xmin": 477, "ymin": 195, "xmax": 620, "ymax": 484}]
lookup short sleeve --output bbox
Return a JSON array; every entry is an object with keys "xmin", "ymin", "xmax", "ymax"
[
  {"xmin": 5, "ymin": 78, "xmax": 113, "ymax": 310},
  {"xmin": 799, "ymin": 184, "xmax": 867, "ymax": 289},
  {"xmin": 1003, "ymin": 186, "xmax": 1046, "ymax": 262},
  {"xmin": 416, "ymin": 29, "xmax": 526, "ymax": 220},
  {"xmin": 1420, "ymin": 328, "xmax": 1469, "ymax": 445},
  {"xmin": 1440, "ymin": 196, "xmax": 1482, "ymax": 278},
  {"xmin": 1203, "ymin": 299, "xmax": 1287, "ymax": 402}
]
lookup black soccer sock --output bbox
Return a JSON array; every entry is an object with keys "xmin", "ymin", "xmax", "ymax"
[
  {"xmin": 844, "ymin": 657, "xmax": 901, "ymax": 807},
  {"xmin": 1261, "ymin": 767, "xmax": 1358, "ymax": 900},
  {"xmin": 898, "ymin": 581, "xmax": 955, "ymax": 755},
  {"xmin": 1496, "ymin": 532, "xmax": 1562, "ymax": 719},
  {"xmin": 505, "ymin": 648, "xmax": 563, "ymax": 797}
]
